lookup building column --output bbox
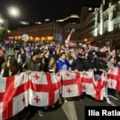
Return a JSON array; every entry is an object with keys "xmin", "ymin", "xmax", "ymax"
[
  {"xmin": 99, "ymin": 3, "xmax": 104, "ymax": 35},
  {"xmin": 94, "ymin": 8, "xmax": 99, "ymax": 37},
  {"xmin": 108, "ymin": 2, "xmax": 113, "ymax": 32}
]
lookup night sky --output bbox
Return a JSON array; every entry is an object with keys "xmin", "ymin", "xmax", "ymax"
[{"xmin": 0, "ymin": 0, "xmax": 101, "ymax": 28}]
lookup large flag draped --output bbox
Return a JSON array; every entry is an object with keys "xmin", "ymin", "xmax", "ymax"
[
  {"xmin": 93, "ymin": 73, "xmax": 107, "ymax": 101},
  {"xmin": 61, "ymin": 71, "xmax": 82, "ymax": 98},
  {"xmin": 28, "ymin": 72, "xmax": 61, "ymax": 106},
  {"xmin": 0, "ymin": 68, "xmax": 120, "ymax": 119},
  {"xmin": 81, "ymin": 71, "xmax": 95, "ymax": 97},
  {"xmin": 0, "ymin": 72, "xmax": 61, "ymax": 120},
  {"xmin": 0, "ymin": 73, "xmax": 29, "ymax": 120}
]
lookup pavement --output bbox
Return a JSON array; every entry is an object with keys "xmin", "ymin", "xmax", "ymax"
[{"xmin": 11, "ymin": 94, "xmax": 120, "ymax": 120}]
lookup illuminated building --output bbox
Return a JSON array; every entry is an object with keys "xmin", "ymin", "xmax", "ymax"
[
  {"xmin": 80, "ymin": 7, "xmax": 96, "ymax": 44},
  {"xmin": 9, "ymin": 22, "xmax": 63, "ymax": 42},
  {"xmin": 9, "ymin": 14, "xmax": 80, "ymax": 43},
  {"xmin": 94, "ymin": 0, "xmax": 120, "ymax": 48},
  {"xmin": 80, "ymin": 0, "xmax": 120, "ymax": 48}
]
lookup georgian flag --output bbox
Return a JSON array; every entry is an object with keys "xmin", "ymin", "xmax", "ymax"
[
  {"xmin": 0, "ymin": 73, "xmax": 29, "ymax": 120},
  {"xmin": 12, "ymin": 91, "xmax": 29, "ymax": 116},
  {"xmin": 0, "ymin": 72, "xmax": 61, "ymax": 120},
  {"xmin": 13, "ymin": 73, "xmax": 29, "ymax": 116},
  {"xmin": 81, "ymin": 71, "xmax": 95, "ymax": 97},
  {"xmin": 50, "ymin": 72, "xmax": 62, "ymax": 103},
  {"xmin": 28, "ymin": 72, "xmax": 61, "ymax": 106},
  {"xmin": 0, "ymin": 77, "xmax": 6, "ymax": 120},
  {"xmin": 0, "ymin": 102, "xmax": 3, "ymax": 120},
  {"xmin": 29, "ymin": 71, "xmax": 48, "ymax": 85},
  {"xmin": 93, "ymin": 73, "xmax": 107, "ymax": 101},
  {"xmin": 62, "ymin": 71, "xmax": 82, "ymax": 98},
  {"xmin": 107, "ymin": 67, "xmax": 118, "ymax": 90},
  {"xmin": 116, "ymin": 68, "xmax": 120, "ymax": 92},
  {"xmin": 29, "ymin": 90, "xmax": 49, "ymax": 106},
  {"xmin": 65, "ymin": 28, "xmax": 75, "ymax": 47}
]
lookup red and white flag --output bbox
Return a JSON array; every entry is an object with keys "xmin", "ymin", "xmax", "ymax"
[
  {"xmin": 116, "ymin": 68, "xmax": 120, "ymax": 92},
  {"xmin": 107, "ymin": 67, "xmax": 118, "ymax": 90},
  {"xmin": 12, "ymin": 91, "xmax": 29, "ymax": 116},
  {"xmin": 0, "ymin": 72, "xmax": 61, "ymax": 119},
  {"xmin": 81, "ymin": 71, "xmax": 95, "ymax": 97},
  {"xmin": 0, "ymin": 73, "xmax": 29, "ymax": 120},
  {"xmin": 93, "ymin": 74, "xmax": 107, "ymax": 101},
  {"xmin": 65, "ymin": 28, "xmax": 75, "ymax": 47},
  {"xmin": 0, "ymin": 77, "xmax": 6, "ymax": 120},
  {"xmin": 61, "ymin": 71, "xmax": 82, "ymax": 98},
  {"xmin": 28, "ymin": 72, "xmax": 61, "ymax": 106}
]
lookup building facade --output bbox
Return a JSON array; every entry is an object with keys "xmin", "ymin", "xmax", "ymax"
[
  {"xmin": 94, "ymin": 0, "xmax": 120, "ymax": 48},
  {"xmin": 80, "ymin": 0, "xmax": 120, "ymax": 48},
  {"xmin": 9, "ymin": 14, "xmax": 80, "ymax": 43},
  {"xmin": 80, "ymin": 7, "xmax": 96, "ymax": 44},
  {"xmin": 9, "ymin": 22, "xmax": 63, "ymax": 42}
]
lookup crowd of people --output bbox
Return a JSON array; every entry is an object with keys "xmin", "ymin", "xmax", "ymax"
[
  {"xmin": 0, "ymin": 40, "xmax": 120, "ymax": 76},
  {"xmin": 1, "ymin": 40, "xmax": 120, "ymax": 97},
  {"xmin": 0, "ymin": 40, "xmax": 120, "ymax": 119}
]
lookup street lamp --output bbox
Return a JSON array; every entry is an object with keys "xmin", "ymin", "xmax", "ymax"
[{"xmin": 8, "ymin": 6, "xmax": 20, "ymax": 17}]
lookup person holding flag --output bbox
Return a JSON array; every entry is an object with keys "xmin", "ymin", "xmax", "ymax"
[{"xmin": 65, "ymin": 28, "xmax": 75, "ymax": 47}]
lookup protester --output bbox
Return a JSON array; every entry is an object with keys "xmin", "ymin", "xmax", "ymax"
[
  {"xmin": 0, "ymin": 46, "xmax": 5, "ymax": 71},
  {"xmin": 17, "ymin": 47, "xmax": 26, "ymax": 72},
  {"xmin": 57, "ymin": 52, "xmax": 70, "ymax": 71},
  {"xmin": 107, "ymin": 57, "xmax": 118, "ymax": 100},
  {"xmin": 41, "ymin": 50, "xmax": 50, "ymax": 72},
  {"xmin": 0, "ymin": 51, "xmax": 19, "ymax": 77},
  {"xmin": 47, "ymin": 57, "xmax": 56, "ymax": 73},
  {"xmin": 1, "ymin": 40, "xmax": 120, "ymax": 120},
  {"xmin": 24, "ymin": 49, "xmax": 41, "ymax": 72}
]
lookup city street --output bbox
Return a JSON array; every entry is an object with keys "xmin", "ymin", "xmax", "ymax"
[
  {"xmin": 12, "ymin": 95, "xmax": 120, "ymax": 120},
  {"xmin": 1, "ymin": 0, "xmax": 120, "ymax": 120}
]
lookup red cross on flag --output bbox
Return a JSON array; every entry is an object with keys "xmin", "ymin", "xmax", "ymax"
[
  {"xmin": 61, "ymin": 71, "xmax": 82, "ymax": 98},
  {"xmin": 12, "ymin": 91, "xmax": 29, "ymax": 116},
  {"xmin": 81, "ymin": 71, "xmax": 95, "ymax": 97},
  {"xmin": 29, "ymin": 90, "xmax": 49, "ymax": 106},
  {"xmin": 28, "ymin": 72, "xmax": 61, "ymax": 107},
  {"xmin": 107, "ymin": 67, "xmax": 118, "ymax": 90},
  {"xmin": 0, "ymin": 72, "xmax": 61, "ymax": 120},
  {"xmin": 116, "ymin": 68, "xmax": 120, "ymax": 92},
  {"xmin": 93, "ymin": 73, "xmax": 107, "ymax": 101},
  {"xmin": 0, "ymin": 73, "xmax": 29, "ymax": 120},
  {"xmin": 29, "ymin": 72, "xmax": 48, "ymax": 85}
]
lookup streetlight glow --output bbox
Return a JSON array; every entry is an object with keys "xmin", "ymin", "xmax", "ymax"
[
  {"xmin": 8, "ymin": 6, "xmax": 20, "ymax": 17},
  {"xmin": 0, "ymin": 14, "xmax": 4, "ymax": 23},
  {"xmin": 0, "ymin": 19, "xmax": 4, "ymax": 23}
]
